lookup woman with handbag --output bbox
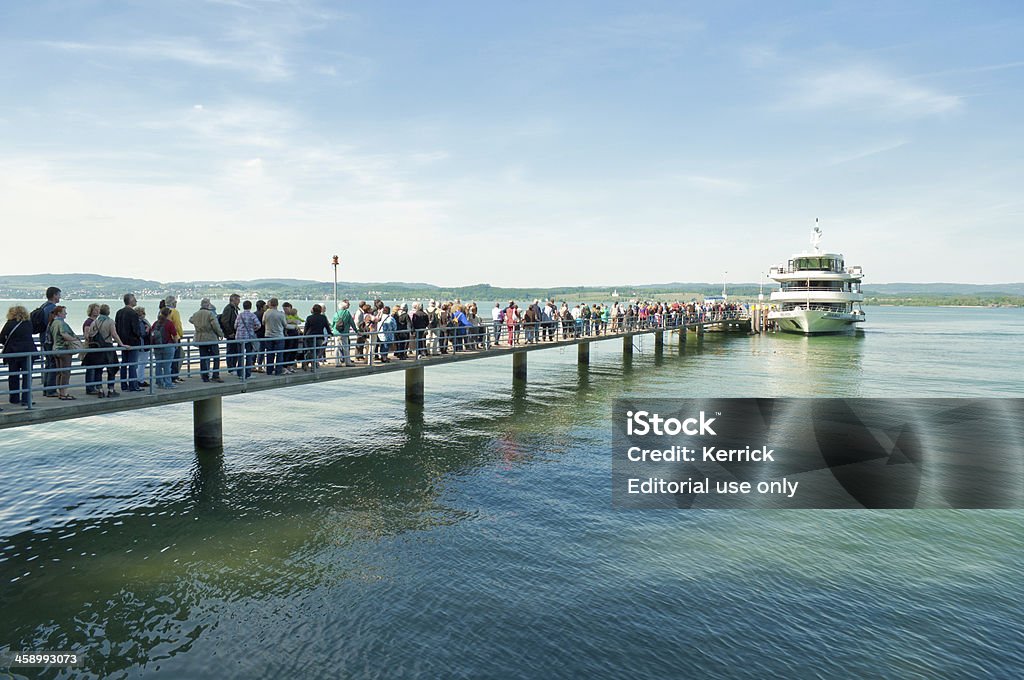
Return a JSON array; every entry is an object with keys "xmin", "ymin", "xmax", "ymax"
[
  {"xmin": 151, "ymin": 307, "xmax": 179, "ymax": 388},
  {"xmin": 90, "ymin": 304, "xmax": 126, "ymax": 398},
  {"xmin": 1, "ymin": 305, "xmax": 36, "ymax": 407},
  {"xmin": 47, "ymin": 306, "xmax": 79, "ymax": 400},
  {"xmin": 82, "ymin": 303, "xmax": 102, "ymax": 394}
]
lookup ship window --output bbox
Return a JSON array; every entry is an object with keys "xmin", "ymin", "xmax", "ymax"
[{"xmin": 796, "ymin": 257, "xmax": 827, "ymax": 270}]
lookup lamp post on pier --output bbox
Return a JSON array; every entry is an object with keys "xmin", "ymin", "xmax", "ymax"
[{"xmin": 332, "ymin": 255, "xmax": 340, "ymax": 313}]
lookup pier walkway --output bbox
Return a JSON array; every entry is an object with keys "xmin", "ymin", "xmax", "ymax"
[{"xmin": 0, "ymin": 313, "xmax": 750, "ymax": 447}]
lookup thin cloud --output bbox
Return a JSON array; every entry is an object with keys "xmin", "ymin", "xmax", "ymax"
[
  {"xmin": 785, "ymin": 65, "xmax": 962, "ymax": 117},
  {"xmin": 139, "ymin": 102, "xmax": 296, "ymax": 149},
  {"xmin": 40, "ymin": 38, "xmax": 290, "ymax": 81},
  {"xmin": 681, "ymin": 175, "xmax": 748, "ymax": 193},
  {"xmin": 914, "ymin": 60, "xmax": 1024, "ymax": 79},
  {"xmin": 826, "ymin": 140, "xmax": 909, "ymax": 167}
]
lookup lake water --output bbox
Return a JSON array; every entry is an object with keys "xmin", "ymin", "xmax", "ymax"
[{"xmin": 1, "ymin": 307, "xmax": 1022, "ymax": 678}]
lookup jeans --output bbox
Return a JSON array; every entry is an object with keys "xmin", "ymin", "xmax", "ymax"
[
  {"xmin": 265, "ymin": 338, "xmax": 285, "ymax": 375},
  {"xmin": 136, "ymin": 350, "xmax": 149, "ymax": 385},
  {"xmin": 225, "ymin": 337, "xmax": 240, "ymax": 375},
  {"xmin": 308, "ymin": 336, "xmax": 326, "ymax": 364},
  {"xmin": 197, "ymin": 342, "xmax": 220, "ymax": 380},
  {"xmin": 155, "ymin": 346, "xmax": 175, "ymax": 387},
  {"xmin": 240, "ymin": 341, "xmax": 256, "ymax": 378},
  {"xmin": 85, "ymin": 365, "xmax": 102, "ymax": 393},
  {"xmin": 171, "ymin": 345, "xmax": 182, "ymax": 379},
  {"xmin": 6, "ymin": 356, "xmax": 30, "ymax": 404},
  {"xmin": 41, "ymin": 346, "xmax": 56, "ymax": 395},
  {"xmin": 255, "ymin": 335, "xmax": 266, "ymax": 368},
  {"xmin": 338, "ymin": 333, "xmax": 352, "ymax": 364},
  {"xmin": 121, "ymin": 349, "xmax": 138, "ymax": 391}
]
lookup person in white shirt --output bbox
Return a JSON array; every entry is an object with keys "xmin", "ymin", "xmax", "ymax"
[
  {"xmin": 262, "ymin": 298, "xmax": 287, "ymax": 375},
  {"xmin": 491, "ymin": 302, "xmax": 503, "ymax": 345}
]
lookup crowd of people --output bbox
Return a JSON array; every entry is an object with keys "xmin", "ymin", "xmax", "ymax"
[{"xmin": 0, "ymin": 286, "xmax": 750, "ymax": 409}]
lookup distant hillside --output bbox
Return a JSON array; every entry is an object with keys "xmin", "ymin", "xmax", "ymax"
[
  {"xmin": 862, "ymin": 282, "xmax": 1024, "ymax": 295},
  {"xmin": 0, "ymin": 273, "xmax": 1021, "ymax": 306},
  {"xmin": 0, "ymin": 273, "xmax": 161, "ymax": 293}
]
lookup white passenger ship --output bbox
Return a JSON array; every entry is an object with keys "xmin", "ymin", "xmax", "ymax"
[{"xmin": 767, "ymin": 222, "xmax": 865, "ymax": 334}]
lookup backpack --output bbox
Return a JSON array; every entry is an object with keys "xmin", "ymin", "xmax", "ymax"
[
  {"xmin": 30, "ymin": 305, "xmax": 48, "ymax": 334},
  {"xmin": 150, "ymin": 318, "xmax": 166, "ymax": 344}
]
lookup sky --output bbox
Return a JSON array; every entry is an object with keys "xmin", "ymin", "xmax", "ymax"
[{"xmin": 1, "ymin": 0, "xmax": 1022, "ymax": 286}]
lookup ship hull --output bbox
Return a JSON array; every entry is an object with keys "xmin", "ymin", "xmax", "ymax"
[{"xmin": 767, "ymin": 308, "xmax": 863, "ymax": 335}]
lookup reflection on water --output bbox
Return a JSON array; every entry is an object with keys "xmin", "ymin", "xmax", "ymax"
[{"xmin": 0, "ymin": 308, "xmax": 1022, "ymax": 678}]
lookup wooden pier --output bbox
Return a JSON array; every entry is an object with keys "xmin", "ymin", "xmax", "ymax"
[{"xmin": 0, "ymin": 317, "xmax": 750, "ymax": 449}]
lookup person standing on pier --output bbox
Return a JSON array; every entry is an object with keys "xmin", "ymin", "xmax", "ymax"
[
  {"xmin": 190, "ymin": 298, "xmax": 225, "ymax": 382},
  {"xmin": 506, "ymin": 301, "xmax": 519, "ymax": 345},
  {"xmin": 220, "ymin": 294, "xmax": 241, "ymax": 378},
  {"xmin": 354, "ymin": 302, "xmax": 369, "ymax": 362},
  {"xmin": 436, "ymin": 303, "xmax": 451, "ymax": 354},
  {"xmin": 151, "ymin": 307, "xmax": 178, "ymax": 388},
  {"xmin": 376, "ymin": 306, "xmax": 397, "ymax": 363},
  {"xmin": 304, "ymin": 304, "xmax": 331, "ymax": 369},
  {"xmin": 92, "ymin": 304, "xmax": 127, "ymax": 397},
  {"xmin": 491, "ymin": 303, "xmax": 503, "ymax": 345},
  {"xmin": 116, "ymin": 293, "xmax": 142, "ymax": 392},
  {"xmin": 394, "ymin": 304, "xmax": 411, "ymax": 359},
  {"xmin": 234, "ymin": 300, "xmax": 261, "ymax": 379},
  {"xmin": 81, "ymin": 303, "xmax": 101, "ymax": 394},
  {"xmin": 411, "ymin": 302, "xmax": 429, "ymax": 358},
  {"xmin": 522, "ymin": 304, "xmax": 538, "ymax": 344},
  {"xmin": 33, "ymin": 286, "xmax": 61, "ymax": 397},
  {"xmin": 47, "ymin": 306, "xmax": 77, "ymax": 400},
  {"xmin": 282, "ymin": 303, "xmax": 302, "ymax": 373},
  {"xmin": 254, "ymin": 300, "xmax": 267, "ymax": 372},
  {"xmin": 1, "ymin": 306, "xmax": 35, "ymax": 406},
  {"xmin": 164, "ymin": 295, "xmax": 184, "ymax": 383},
  {"xmin": 135, "ymin": 307, "xmax": 151, "ymax": 387},
  {"xmin": 263, "ymin": 298, "xmax": 287, "ymax": 376},
  {"xmin": 332, "ymin": 300, "xmax": 357, "ymax": 367},
  {"xmin": 426, "ymin": 301, "xmax": 440, "ymax": 355}
]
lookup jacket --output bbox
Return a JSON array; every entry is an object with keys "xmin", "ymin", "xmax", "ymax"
[
  {"xmin": 0, "ymin": 318, "xmax": 36, "ymax": 354},
  {"xmin": 378, "ymin": 315, "xmax": 397, "ymax": 342},
  {"xmin": 189, "ymin": 308, "xmax": 224, "ymax": 343},
  {"xmin": 219, "ymin": 304, "xmax": 240, "ymax": 339},
  {"xmin": 115, "ymin": 306, "xmax": 142, "ymax": 346},
  {"xmin": 332, "ymin": 308, "xmax": 357, "ymax": 335}
]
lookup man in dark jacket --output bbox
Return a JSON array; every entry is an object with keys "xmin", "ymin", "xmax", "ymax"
[
  {"xmin": 115, "ymin": 293, "xmax": 142, "ymax": 392},
  {"xmin": 394, "ymin": 305, "xmax": 411, "ymax": 359},
  {"xmin": 220, "ymin": 294, "xmax": 241, "ymax": 377},
  {"xmin": 38, "ymin": 286, "xmax": 61, "ymax": 396}
]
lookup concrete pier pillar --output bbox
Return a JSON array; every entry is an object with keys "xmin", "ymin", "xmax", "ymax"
[
  {"xmin": 679, "ymin": 325, "xmax": 687, "ymax": 344},
  {"xmin": 513, "ymin": 352, "xmax": 527, "ymax": 381},
  {"xmin": 578, "ymin": 341, "xmax": 590, "ymax": 365},
  {"xmin": 697, "ymin": 323, "xmax": 705, "ymax": 336},
  {"xmin": 193, "ymin": 396, "xmax": 223, "ymax": 450},
  {"xmin": 623, "ymin": 335, "xmax": 633, "ymax": 355},
  {"xmin": 405, "ymin": 366, "xmax": 424, "ymax": 404},
  {"xmin": 654, "ymin": 330, "xmax": 664, "ymax": 348}
]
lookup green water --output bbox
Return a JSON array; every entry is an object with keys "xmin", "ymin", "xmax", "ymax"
[{"xmin": 1, "ymin": 307, "xmax": 1022, "ymax": 678}]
